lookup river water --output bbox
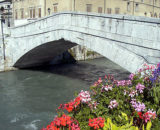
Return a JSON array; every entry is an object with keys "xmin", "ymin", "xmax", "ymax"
[{"xmin": 0, "ymin": 58, "xmax": 129, "ymax": 130}]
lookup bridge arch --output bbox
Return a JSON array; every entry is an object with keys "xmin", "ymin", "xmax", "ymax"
[
  {"xmin": 11, "ymin": 28, "xmax": 144, "ymax": 73},
  {"xmin": 6, "ymin": 12, "xmax": 160, "ymax": 73}
]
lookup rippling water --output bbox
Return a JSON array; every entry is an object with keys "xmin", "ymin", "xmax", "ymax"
[{"xmin": 0, "ymin": 58, "xmax": 129, "ymax": 130}]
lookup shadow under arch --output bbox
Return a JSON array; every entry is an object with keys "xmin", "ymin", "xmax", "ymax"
[{"xmin": 14, "ymin": 39, "xmax": 77, "ymax": 68}]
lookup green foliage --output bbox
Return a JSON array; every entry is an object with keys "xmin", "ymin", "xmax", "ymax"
[{"xmin": 103, "ymin": 117, "xmax": 139, "ymax": 130}]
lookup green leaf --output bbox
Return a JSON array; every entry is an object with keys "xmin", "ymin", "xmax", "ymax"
[
  {"xmin": 121, "ymin": 112, "xmax": 128, "ymax": 120},
  {"xmin": 146, "ymin": 121, "xmax": 152, "ymax": 130}
]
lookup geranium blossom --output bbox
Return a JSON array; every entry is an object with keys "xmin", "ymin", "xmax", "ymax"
[
  {"xmin": 88, "ymin": 117, "xmax": 105, "ymax": 130},
  {"xmin": 129, "ymin": 73, "xmax": 135, "ymax": 80},
  {"xmin": 58, "ymin": 97, "xmax": 81, "ymax": 112},
  {"xmin": 64, "ymin": 97, "xmax": 81, "ymax": 112},
  {"xmin": 129, "ymin": 90, "xmax": 137, "ymax": 97},
  {"xmin": 78, "ymin": 90, "xmax": 91, "ymax": 103},
  {"xmin": 131, "ymin": 101, "xmax": 146, "ymax": 112},
  {"xmin": 137, "ymin": 110, "xmax": 156, "ymax": 123},
  {"xmin": 143, "ymin": 109, "xmax": 157, "ymax": 123},
  {"xmin": 136, "ymin": 83, "xmax": 145, "ymax": 93},
  {"xmin": 41, "ymin": 114, "xmax": 80, "ymax": 130},
  {"xmin": 108, "ymin": 100, "xmax": 118, "ymax": 109},
  {"xmin": 116, "ymin": 80, "xmax": 132, "ymax": 86},
  {"xmin": 101, "ymin": 85, "xmax": 112, "ymax": 92}
]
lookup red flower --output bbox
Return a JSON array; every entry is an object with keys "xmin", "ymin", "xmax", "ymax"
[
  {"xmin": 42, "ymin": 114, "xmax": 80, "ymax": 130},
  {"xmin": 88, "ymin": 117, "xmax": 105, "ymax": 130},
  {"xmin": 64, "ymin": 96, "xmax": 81, "ymax": 112},
  {"xmin": 138, "ymin": 112, "xmax": 143, "ymax": 119},
  {"xmin": 65, "ymin": 103, "xmax": 74, "ymax": 112}
]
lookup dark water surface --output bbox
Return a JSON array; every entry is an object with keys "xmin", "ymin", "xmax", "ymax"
[{"xmin": 0, "ymin": 58, "xmax": 129, "ymax": 130}]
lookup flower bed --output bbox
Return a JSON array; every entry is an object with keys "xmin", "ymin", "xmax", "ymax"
[{"xmin": 42, "ymin": 63, "xmax": 160, "ymax": 130}]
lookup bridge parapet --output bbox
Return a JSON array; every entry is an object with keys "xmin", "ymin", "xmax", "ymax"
[{"xmin": 10, "ymin": 12, "xmax": 160, "ymax": 50}]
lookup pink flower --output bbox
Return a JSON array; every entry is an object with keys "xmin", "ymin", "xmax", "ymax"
[
  {"xmin": 101, "ymin": 85, "xmax": 112, "ymax": 92},
  {"xmin": 116, "ymin": 80, "xmax": 132, "ymax": 86},
  {"xmin": 129, "ymin": 73, "xmax": 135, "ymax": 80},
  {"xmin": 78, "ymin": 90, "xmax": 91, "ymax": 103},
  {"xmin": 129, "ymin": 90, "xmax": 137, "ymax": 97},
  {"xmin": 70, "ymin": 123, "xmax": 80, "ymax": 130},
  {"xmin": 126, "ymin": 80, "xmax": 132, "ymax": 85},
  {"xmin": 138, "ymin": 68, "xmax": 143, "ymax": 73},
  {"xmin": 130, "ymin": 99, "xmax": 137, "ymax": 105},
  {"xmin": 108, "ymin": 100, "xmax": 118, "ymax": 109},
  {"xmin": 142, "ymin": 110, "xmax": 156, "ymax": 123},
  {"xmin": 98, "ymin": 78, "xmax": 102, "ymax": 84},
  {"xmin": 147, "ymin": 109, "xmax": 156, "ymax": 119},
  {"xmin": 131, "ymin": 100, "xmax": 146, "ymax": 112},
  {"xmin": 136, "ymin": 83, "xmax": 145, "ymax": 93}
]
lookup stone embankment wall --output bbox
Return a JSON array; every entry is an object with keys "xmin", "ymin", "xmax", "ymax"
[{"xmin": 69, "ymin": 45, "xmax": 102, "ymax": 61}]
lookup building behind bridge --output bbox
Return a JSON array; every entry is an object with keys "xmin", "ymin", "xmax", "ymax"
[{"xmin": 12, "ymin": 0, "xmax": 160, "ymax": 26}]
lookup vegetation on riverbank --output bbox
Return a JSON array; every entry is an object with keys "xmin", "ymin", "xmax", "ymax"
[{"xmin": 42, "ymin": 63, "xmax": 160, "ymax": 130}]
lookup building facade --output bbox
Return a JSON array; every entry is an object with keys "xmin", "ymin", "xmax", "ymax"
[
  {"xmin": 12, "ymin": 0, "xmax": 45, "ymax": 25},
  {"xmin": 13, "ymin": 0, "xmax": 160, "ymax": 24},
  {"xmin": 46, "ymin": 0, "xmax": 160, "ymax": 17}
]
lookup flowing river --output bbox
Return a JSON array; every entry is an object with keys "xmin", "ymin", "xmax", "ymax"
[{"xmin": 0, "ymin": 58, "xmax": 129, "ymax": 130}]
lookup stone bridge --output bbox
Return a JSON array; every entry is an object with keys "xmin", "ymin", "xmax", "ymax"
[{"xmin": 1, "ymin": 12, "xmax": 160, "ymax": 73}]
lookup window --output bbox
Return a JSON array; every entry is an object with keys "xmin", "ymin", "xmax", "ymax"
[
  {"xmin": 54, "ymin": 6, "xmax": 57, "ymax": 12},
  {"xmin": 20, "ymin": 8, "xmax": 24, "ymax": 19},
  {"xmin": 141, "ymin": 0, "xmax": 144, "ymax": 2},
  {"xmin": 53, "ymin": 3, "xmax": 58, "ymax": 13},
  {"xmin": 107, "ymin": 8, "xmax": 112, "ymax": 14},
  {"xmin": 33, "ymin": 8, "xmax": 35, "ymax": 18},
  {"xmin": 38, "ymin": 8, "xmax": 41, "ymax": 18},
  {"xmin": 15, "ymin": 9, "xmax": 18, "ymax": 19},
  {"xmin": 29, "ymin": 8, "xmax": 36, "ymax": 18},
  {"xmin": 135, "ymin": 3, "xmax": 139, "ymax": 12},
  {"xmin": 86, "ymin": 4, "xmax": 92, "ymax": 12},
  {"xmin": 115, "ymin": 8, "xmax": 120, "ymax": 14},
  {"xmin": 127, "ymin": 2, "xmax": 130, "ymax": 12},
  {"xmin": 30, "ymin": 8, "xmax": 33, "ymax": 18},
  {"xmin": 98, "ymin": 7, "xmax": 102, "ymax": 13}
]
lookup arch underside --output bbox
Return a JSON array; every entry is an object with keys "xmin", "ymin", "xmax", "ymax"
[{"xmin": 14, "ymin": 39, "xmax": 76, "ymax": 68}]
